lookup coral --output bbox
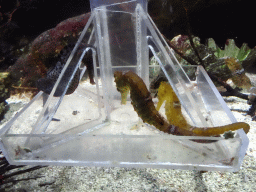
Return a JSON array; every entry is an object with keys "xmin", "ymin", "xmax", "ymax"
[
  {"xmin": 166, "ymin": 35, "xmax": 252, "ymax": 89},
  {"xmin": 205, "ymin": 58, "xmax": 232, "ymax": 81},
  {"xmin": 208, "ymin": 38, "xmax": 252, "ymax": 89},
  {"xmin": 209, "ymin": 39, "xmax": 251, "ymax": 61},
  {"xmin": 170, "ymin": 35, "xmax": 203, "ymax": 63},
  {"xmin": 224, "ymin": 57, "xmax": 251, "ymax": 90}
]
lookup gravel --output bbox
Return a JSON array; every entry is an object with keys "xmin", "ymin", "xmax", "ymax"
[{"xmin": 1, "ymin": 92, "xmax": 256, "ymax": 192}]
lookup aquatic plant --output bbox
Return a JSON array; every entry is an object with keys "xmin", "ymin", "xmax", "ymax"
[
  {"xmin": 208, "ymin": 38, "xmax": 251, "ymax": 61},
  {"xmin": 207, "ymin": 38, "xmax": 252, "ymax": 90},
  {"xmin": 166, "ymin": 35, "xmax": 252, "ymax": 90}
]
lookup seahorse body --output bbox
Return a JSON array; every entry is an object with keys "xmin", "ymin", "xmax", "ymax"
[
  {"xmin": 114, "ymin": 70, "xmax": 250, "ymax": 136},
  {"xmin": 157, "ymin": 81, "xmax": 250, "ymax": 136},
  {"xmin": 114, "ymin": 71, "xmax": 172, "ymax": 133},
  {"xmin": 157, "ymin": 81, "xmax": 189, "ymax": 129},
  {"xmin": 191, "ymin": 122, "xmax": 250, "ymax": 136}
]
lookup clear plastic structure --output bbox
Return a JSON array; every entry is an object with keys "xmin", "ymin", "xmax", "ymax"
[{"xmin": 0, "ymin": 0, "xmax": 249, "ymax": 171}]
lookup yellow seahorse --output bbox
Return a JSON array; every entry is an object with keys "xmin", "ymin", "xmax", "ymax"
[
  {"xmin": 114, "ymin": 70, "xmax": 250, "ymax": 136},
  {"xmin": 114, "ymin": 70, "xmax": 172, "ymax": 133},
  {"xmin": 157, "ymin": 81, "xmax": 250, "ymax": 135},
  {"xmin": 157, "ymin": 81, "xmax": 189, "ymax": 129}
]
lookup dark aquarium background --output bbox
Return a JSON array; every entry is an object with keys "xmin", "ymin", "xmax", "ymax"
[{"xmin": 0, "ymin": 0, "xmax": 254, "ymax": 70}]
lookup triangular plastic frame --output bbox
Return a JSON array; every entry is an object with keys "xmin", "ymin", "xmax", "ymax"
[{"xmin": 0, "ymin": 0, "xmax": 249, "ymax": 171}]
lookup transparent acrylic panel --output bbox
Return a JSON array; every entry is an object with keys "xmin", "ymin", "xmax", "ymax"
[
  {"xmin": 90, "ymin": 0, "xmax": 147, "ymax": 12},
  {"xmin": 93, "ymin": 0, "xmax": 149, "ymax": 118},
  {"xmin": 1, "ymin": 134, "xmax": 242, "ymax": 171},
  {"xmin": 29, "ymin": 14, "xmax": 103, "ymax": 135},
  {"xmin": 196, "ymin": 66, "xmax": 236, "ymax": 126},
  {"xmin": 0, "ymin": 0, "xmax": 249, "ymax": 171}
]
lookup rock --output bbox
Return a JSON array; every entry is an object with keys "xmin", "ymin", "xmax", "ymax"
[
  {"xmin": 248, "ymin": 87, "xmax": 256, "ymax": 104},
  {"xmin": 7, "ymin": 12, "xmax": 91, "ymax": 88},
  {"xmin": 0, "ymin": 72, "xmax": 11, "ymax": 120},
  {"xmin": 242, "ymin": 48, "xmax": 256, "ymax": 73}
]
